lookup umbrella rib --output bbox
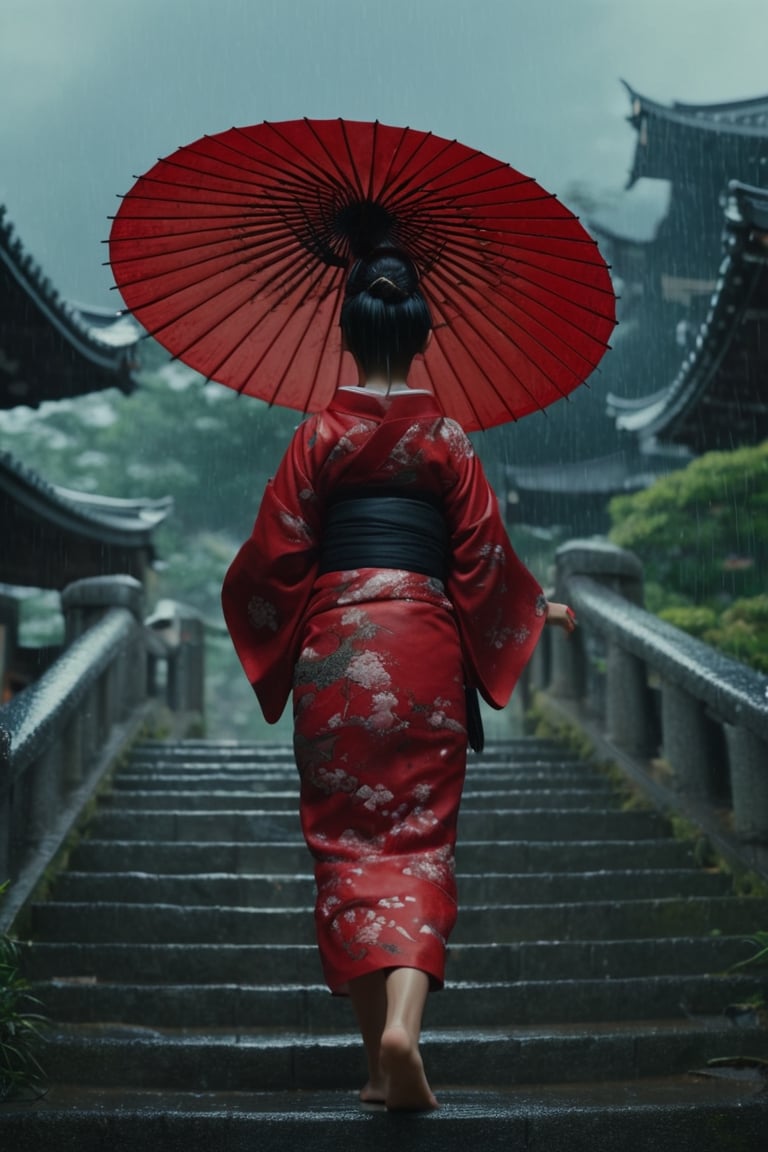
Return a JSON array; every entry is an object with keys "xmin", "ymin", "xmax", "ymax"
[
  {"xmin": 376, "ymin": 133, "xmax": 505, "ymax": 207},
  {"xmin": 425, "ymin": 304, "xmax": 496, "ymax": 429},
  {"xmin": 224, "ymin": 126, "xmax": 352, "ymax": 198},
  {"xmin": 109, "ymin": 211, "xmax": 324, "ymax": 253},
  {"xmin": 390, "ymin": 176, "xmax": 544, "ymax": 214},
  {"xmin": 425, "ymin": 241, "xmax": 614, "ymax": 363},
  {"xmin": 499, "ymin": 251, "xmax": 618, "ymax": 314},
  {"xmin": 365, "ymin": 120, "xmax": 380, "ymax": 203},
  {"xmin": 108, "ymin": 229, "xmax": 310, "ymax": 293},
  {"xmin": 366, "ymin": 122, "xmax": 421, "ymax": 206},
  {"xmin": 255, "ymin": 120, "xmax": 357, "ymax": 199},
  {"xmin": 370, "ymin": 124, "xmax": 433, "ymax": 204},
  {"xmin": 429, "ymin": 259, "xmax": 609, "ymax": 406},
  {"xmin": 336, "ymin": 119, "xmax": 367, "ymax": 202},
  {"xmin": 107, "ymin": 217, "xmax": 288, "ymax": 245},
  {"xmin": 441, "ymin": 240, "xmax": 617, "ymax": 316},
  {"xmin": 138, "ymin": 249, "xmax": 337, "ymax": 387},
  {"xmin": 234, "ymin": 263, "xmax": 344, "ymax": 406},
  {"xmin": 276, "ymin": 269, "xmax": 345, "ymax": 412},
  {"xmin": 116, "ymin": 175, "xmax": 339, "ymax": 212},
  {"xmin": 120, "ymin": 231, "xmax": 332, "ymax": 323},
  {"xmin": 383, "ymin": 154, "xmax": 522, "ymax": 215},
  {"xmin": 163, "ymin": 153, "xmax": 343, "ymax": 205}
]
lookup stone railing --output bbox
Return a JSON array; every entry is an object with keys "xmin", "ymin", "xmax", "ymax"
[
  {"xmin": 0, "ymin": 576, "xmax": 205, "ymax": 931},
  {"xmin": 525, "ymin": 539, "xmax": 768, "ymax": 875}
]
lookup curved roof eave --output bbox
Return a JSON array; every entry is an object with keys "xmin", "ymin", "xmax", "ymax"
[
  {"xmin": 0, "ymin": 450, "xmax": 172, "ymax": 547},
  {"xmin": 613, "ymin": 181, "xmax": 768, "ymax": 442},
  {"xmin": 621, "ymin": 81, "xmax": 768, "ymax": 189},
  {"xmin": 0, "ymin": 205, "xmax": 143, "ymax": 386},
  {"xmin": 622, "ymin": 80, "xmax": 768, "ymax": 137}
]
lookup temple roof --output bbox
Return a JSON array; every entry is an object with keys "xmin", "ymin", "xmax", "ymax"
[
  {"xmin": 623, "ymin": 82, "xmax": 768, "ymax": 188},
  {"xmin": 0, "ymin": 205, "xmax": 142, "ymax": 410},
  {"xmin": 608, "ymin": 181, "xmax": 768, "ymax": 453},
  {"xmin": 1, "ymin": 448, "xmax": 171, "ymax": 589},
  {"xmin": 504, "ymin": 447, "xmax": 688, "ymax": 532}
]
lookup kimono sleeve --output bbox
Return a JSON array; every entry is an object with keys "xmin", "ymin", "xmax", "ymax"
[
  {"xmin": 221, "ymin": 418, "xmax": 322, "ymax": 723},
  {"xmin": 444, "ymin": 435, "xmax": 547, "ymax": 709}
]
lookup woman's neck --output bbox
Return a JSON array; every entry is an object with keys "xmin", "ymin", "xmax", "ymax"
[{"xmin": 354, "ymin": 364, "xmax": 411, "ymax": 393}]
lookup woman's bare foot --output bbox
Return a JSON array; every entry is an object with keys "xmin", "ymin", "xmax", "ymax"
[
  {"xmin": 359, "ymin": 1077, "xmax": 387, "ymax": 1105},
  {"xmin": 380, "ymin": 1024, "xmax": 438, "ymax": 1111}
]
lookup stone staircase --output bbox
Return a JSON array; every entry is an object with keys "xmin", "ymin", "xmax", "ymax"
[{"xmin": 5, "ymin": 737, "xmax": 768, "ymax": 1148}]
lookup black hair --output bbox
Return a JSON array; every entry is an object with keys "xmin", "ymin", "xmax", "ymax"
[{"xmin": 340, "ymin": 249, "xmax": 432, "ymax": 376}]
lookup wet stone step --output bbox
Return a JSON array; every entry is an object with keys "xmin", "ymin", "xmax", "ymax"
[
  {"xmin": 29, "ymin": 896, "xmax": 768, "ymax": 946},
  {"xmin": 122, "ymin": 751, "xmax": 586, "ymax": 771},
  {"xmin": 1, "ymin": 1081, "xmax": 766, "ymax": 1152},
  {"xmin": 131, "ymin": 738, "xmax": 577, "ymax": 758},
  {"xmin": 24, "ymin": 934, "xmax": 759, "ymax": 985},
  {"xmin": 110, "ymin": 770, "xmax": 614, "ymax": 791},
  {"xmin": 69, "ymin": 838, "xmax": 695, "ymax": 876},
  {"xmin": 36, "ymin": 1020, "xmax": 768, "ymax": 1091},
  {"xmin": 100, "ymin": 788, "xmax": 623, "ymax": 812},
  {"xmin": 51, "ymin": 868, "xmax": 733, "ymax": 907},
  {"xmin": 86, "ymin": 807, "xmax": 669, "ymax": 843},
  {"xmin": 33, "ymin": 972, "xmax": 764, "ymax": 1031}
]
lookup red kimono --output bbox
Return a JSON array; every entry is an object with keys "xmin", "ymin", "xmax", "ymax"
[{"xmin": 222, "ymin": 387, "xmax": 546, "ymax": 993}]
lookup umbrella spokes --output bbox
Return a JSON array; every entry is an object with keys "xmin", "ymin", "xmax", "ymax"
[{"xmin": 108, "ymin": 118, "xmax": 616, "ymax": 430}]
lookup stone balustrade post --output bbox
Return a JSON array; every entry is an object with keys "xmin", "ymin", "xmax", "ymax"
[
  {"xmin": 660, "ymin": 681, "xmax": 724, "ymax": 802},
  {"xmin": 606, "ymin": 643, "xmax": 657, "ymax": 758},
  {"xmin": 725, "ymin": 725, "xmax": 768, "ymax": 842},
  {"xmin": 63, "ymin": 576, "xmax": 148, "ymax": 712},
  {"xmin": 62, "ymin": 575, "xmax": 145, "ymax": 644},
  {"xmin": 552, "ymin": 540, "xmax": 645, "ymax": 715},
  {"xmin": 148, "ymin": 602, "xmax": 205, "ymax": 715}
]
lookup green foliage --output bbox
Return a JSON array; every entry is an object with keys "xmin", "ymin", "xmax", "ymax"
[
  {"xmin": 657, "ymin": 605, "xmax": 719, "ymax": 639},
  {"xmin": 0, "ymin": 884, "xmax": 48, "ymax": 1100},
  {"xmin": 656, "ymin": 597, "xmax": 768, "ymax": 673},
  {"xmin": 609, "ymin": 441, "xmax": 768, "ymax": 601},
  {"xmin": 702, "ymin": 596, "xmax": 768, "ymax": 674},
  {"xmin": 609, "ymin": 443, "xmax": 768, "ymax": 673}
]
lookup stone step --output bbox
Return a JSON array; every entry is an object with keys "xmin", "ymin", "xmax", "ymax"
[
  {"xmin": 20, "ymin": 733, "xmax": 768, "ymax": 1142},
  {"xmin": 24, "ymin": 935, "xmax": 758, "ymax": 985},
  {"xmin": 69, "ymin": 837, "xmax": 695, "ymax": 875},
  {"xmin": 2, "ymin": 1080, "xmax": 765, "ymax": 1152},
  {"xmin": 32, "ymin": 1020, "xmax": 768, "ymax": 1091},
  {"xmin": 86, "ymin": 807, "xmax": 668, "ymax": 843},
  {"xmin": 129, "ymin": 738, "xmax": 580, "ymax": 763},
  {"xmin": 32, "ymin": 973, "xmax": 764, "ymax": 1030},
  {"xmin": 110, "ymin": 770, "xmax": 614, "ymax": 791},
  {"xmin": 119, "ymin": 751, "xmax": 586, "ymax": 771},
  {"xmin": 51, "ymin": 867, "xmax": 733, "ymax": 907},
  {"xmin": 30, "ymin": 896, "xmax": 768, "ymax": 945},
  {"xmin": 100, "ymin": 787, "xmax": 623, "ymax": 812}
]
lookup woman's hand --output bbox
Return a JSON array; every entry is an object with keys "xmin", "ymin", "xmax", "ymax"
[{"xmin": 546, "ymin": 601, "xmax": 577, "ymax": 634}]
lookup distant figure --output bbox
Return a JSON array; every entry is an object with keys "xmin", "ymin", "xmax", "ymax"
[{"xmin": 222, "ymin": 247, "xmax": 575, "ymax": 1110}]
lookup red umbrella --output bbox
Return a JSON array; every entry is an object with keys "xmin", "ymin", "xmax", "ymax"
[{"xmin": 108, "ymin": 118, "xmax": 616, "ymax": 431}]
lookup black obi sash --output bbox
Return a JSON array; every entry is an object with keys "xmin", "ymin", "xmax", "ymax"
[
  {"xmin": 318, "ymin": 487, "xmax": 448, "ymax": 579},
  {"xmin": 317, "ymin": 486, "xmax": 484, "ymax": 753}
]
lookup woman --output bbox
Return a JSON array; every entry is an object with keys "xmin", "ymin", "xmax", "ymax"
[{"xmin": 221, "ymin": 248, "xmax": 575, "ymax": 1110}]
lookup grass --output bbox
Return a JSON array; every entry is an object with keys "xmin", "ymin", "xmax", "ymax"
[{"xmin": 0, "ymin": 884, "xmax": 48, "ymax": 1100}]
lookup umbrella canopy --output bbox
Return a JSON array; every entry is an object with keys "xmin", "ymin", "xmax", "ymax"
[{"xmin": 108, "ymin": 118, "xmax": 616, "ymax": 431}]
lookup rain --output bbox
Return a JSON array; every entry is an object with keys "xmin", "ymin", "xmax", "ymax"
[{"xmin": 1, "ymin": 0, "xmax": 767, "ymax": 739}]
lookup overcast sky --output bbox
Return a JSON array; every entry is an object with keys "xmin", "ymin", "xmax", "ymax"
[{"xmin": 2, "ymin": 0, "xmax": 767, "ymax": 307}]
